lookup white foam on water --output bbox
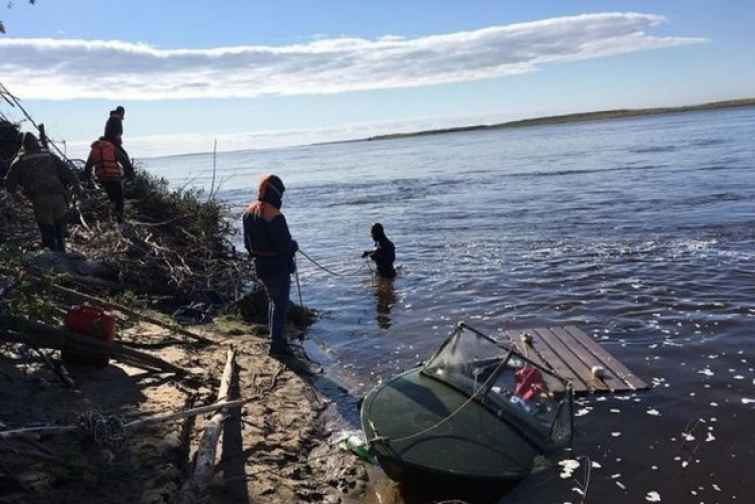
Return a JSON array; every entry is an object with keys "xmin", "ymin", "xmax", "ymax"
[{"xmin": 646, "ymin": 491, "xmax": 662, "ymax": 502}]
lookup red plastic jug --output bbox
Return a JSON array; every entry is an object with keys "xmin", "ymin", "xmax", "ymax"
[
  {"xmin": 63, "ymin": 306, "xmax": 116, "ymax": 368},
  {"xmin": 514, "ymin": 367, "xmax": 546, "ymax": 401}
]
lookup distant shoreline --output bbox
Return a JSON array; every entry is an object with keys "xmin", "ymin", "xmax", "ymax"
[{"xmin": 353, "ymin": 98, "xmax": 755, "ymax": 143}]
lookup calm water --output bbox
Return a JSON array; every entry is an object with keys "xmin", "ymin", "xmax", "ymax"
[{"xmin": 145, "ymin": 107, "xmax": 755, "ymax": 503}]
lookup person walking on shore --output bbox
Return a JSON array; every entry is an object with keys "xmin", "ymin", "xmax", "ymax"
[
  {"xmin": 84, "ymin": 136, "xmax": 134, "ymax": 223},
  {"xmin": 362, "ymin": 223, "xmax": 396, "ymax": 278},
  {"xmin": 104, "ymin": 106, "xmax": 125, "ymax": 143},
  {"xmin": 104, "ymin": 106, "xmax": 132, "ymax": 168},
  {"xmin": 4, "ymin": 132, "xmax": 81, "ymax": 252},
  {"xmin": 243, "ymin": 175, "xmax": 299, "ymax": 357}
]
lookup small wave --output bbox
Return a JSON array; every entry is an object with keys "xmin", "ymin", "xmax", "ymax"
[
  {"xmin": 690, "ymin": 138, "xmax": 726, "ymax": 147},
  {"xmin": 629, "ymin": 145, "xmax": 677, "ymax": 154},
  {"xmin": 696, "ymin": 164, "xmax": 747, "ymax": 172},
  {"xmin": 684, "ymin": 192, "xmax": 744, "ymax": 206},
  {"xmin": 506, "ymin": 164, "xmax": 666, "ymax": 179}
]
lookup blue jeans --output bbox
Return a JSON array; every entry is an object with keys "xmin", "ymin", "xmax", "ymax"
[{"xmin": 261, "ymin": 273, "xmax": 290, "ymax": 353}]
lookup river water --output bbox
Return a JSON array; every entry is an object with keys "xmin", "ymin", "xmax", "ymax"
[{"xmin": 145, "ymin": 107, "xmax": 755, "ymax": 503}]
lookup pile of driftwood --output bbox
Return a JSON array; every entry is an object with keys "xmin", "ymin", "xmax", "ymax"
[
  {"xmin": 1, "ymin": 161, "xmax": 253, "ymax": 309},
  {"xmin": 72, "ymin": 169, "xmax": 253, "ymax": 307}
]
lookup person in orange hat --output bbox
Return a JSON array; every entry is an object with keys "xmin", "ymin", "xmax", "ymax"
[{"xmin": 243, "ymin": 175, "xmax": 299, "ymax": 357}]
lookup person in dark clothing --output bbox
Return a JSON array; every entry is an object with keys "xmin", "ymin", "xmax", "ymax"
[
  {"xmin": 104, "ymin": 106, "xmax": 125, "ymax": 144},
  {"xmin": 104, "ymin": 106, "xmax": 131, "ymax": 171},
  {"xmin": 362, "ymin": 223, "xmax": 396, "ymax": 278},
  {"xmin": 5, "ymin": 133, "xmax": 81, "ymax": 252},
  {"xmin": 243, "ymin": 175, "xmax": 299, "ymax": 357},
  {"xmin": 84, "ymin": 137, "xmax": 134, "ymax": 223}
]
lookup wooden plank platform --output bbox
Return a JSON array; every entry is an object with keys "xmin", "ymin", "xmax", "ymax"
[{"xmin": 506, "ymin": 326, "xmax": 649, "ymax": 395}]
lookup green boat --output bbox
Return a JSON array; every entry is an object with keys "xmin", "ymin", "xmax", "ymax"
[{"xmin": 361, "ymin": 322, "xmax": 574, "ymax": 483}]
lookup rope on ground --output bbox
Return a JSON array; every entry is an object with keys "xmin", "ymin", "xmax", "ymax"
[
  {"xmin": 297, "ymin": 248, "xmax": 372, "ymax": 278},
  {"xmin": 78, "ymin": 411, "xmax": 127, "ymax": 449}
]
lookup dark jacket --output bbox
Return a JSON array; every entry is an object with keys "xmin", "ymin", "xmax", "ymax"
[
  {"xmin": 370, "ymin": 238, "xmax": 396, "ymax": 278},
  {"xmin": 243, "ymin": 176, "xmax": 298, "ymax": 279},
  {"xmin": 104, "ymin": 112, "xmax": 123, "ymax": 144},
  {"xmin": 5, "ymin": 150, "xmax": 81, "ymax": 226},
  {"xmin": 6, "ymin": 150, "xmax": 80, "ymax": 202}
]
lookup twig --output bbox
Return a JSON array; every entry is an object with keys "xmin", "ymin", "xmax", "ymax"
[{"xmin": 37, "ymin": 280, "xmax": 214, "ymax": 345}]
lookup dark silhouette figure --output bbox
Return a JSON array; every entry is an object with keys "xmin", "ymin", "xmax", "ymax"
[{"xmin": 361, "ymin": 222, "xmax": 396, "ymax": 278}]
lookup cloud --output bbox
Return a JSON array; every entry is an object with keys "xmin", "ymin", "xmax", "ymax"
[{"xmin": 0, "ymin": 12, "xmax": 705, "ymax": 100}]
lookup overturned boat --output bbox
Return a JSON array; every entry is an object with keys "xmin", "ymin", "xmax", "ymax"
[{"xmin": 360, "ymin": 322, "xmax": 574, "ymax": 483}]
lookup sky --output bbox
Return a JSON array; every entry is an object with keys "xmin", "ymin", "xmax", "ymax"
[{"xmin": 1, "ymin": 1, "xmax": 754, "ymax": 157}]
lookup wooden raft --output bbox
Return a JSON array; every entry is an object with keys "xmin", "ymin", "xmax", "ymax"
[{"xmin": 504, "ymin": 325, "xmax": 648, "ymax": 394}]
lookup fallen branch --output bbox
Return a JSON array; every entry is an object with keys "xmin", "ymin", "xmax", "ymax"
[
  {"xmin": 0, "ymin": 316, "xmax": 190, "ymax": 376},
  {"xmin": 36, "ymin": 280, "xmax": 215, "ymax": 345},
  {"xmin": 30, "ymin": 345, "xmax": 75, "ymax": 388},
  {"xmin": 178, "ymin": 348, "xmax": 237, "ymax": 504},
  {"xmin": 0, "ymin": 397, "xmax": 250, "ymax": 442}
]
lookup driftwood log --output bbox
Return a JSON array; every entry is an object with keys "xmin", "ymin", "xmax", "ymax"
[
  {"xmin": 178, "ymin": 348, "xmax": 237, "ymax": 504},
  {"xmin": 0, "ymin": 398, "xmax": 249, "ymax": 441},
  {"xmin": 0, "ymin": 315, "xmax": 189, "ymax": 375},
  {"xmin": 37, "ymin": 281, "xmax": 215, "ymax": 345}
]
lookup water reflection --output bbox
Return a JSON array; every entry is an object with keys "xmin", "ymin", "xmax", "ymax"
[{"xmin": 374, "ymin": 277, "xmax": 397, "ymax": 329}]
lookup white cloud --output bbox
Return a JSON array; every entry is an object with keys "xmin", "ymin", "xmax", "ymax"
[{"xmin": 0, "ymin": 12, "xmax": 705, "ymax": 100}]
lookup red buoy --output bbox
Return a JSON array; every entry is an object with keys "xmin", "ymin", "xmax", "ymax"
[{"xmin": 63, "ymin": 306, "xmax": 116, "ymax": 368}]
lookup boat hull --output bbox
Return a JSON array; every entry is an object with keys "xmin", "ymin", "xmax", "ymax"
[{"xmin": 361, "ymin": 367, "xmax": 540, "ymax": 483}]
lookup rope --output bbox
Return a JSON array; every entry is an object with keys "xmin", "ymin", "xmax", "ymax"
[
  {"xmin": 294, "ymin": 256, "xmax": 304, "ymax": 307},
  {"xmin": 77, "ymin": 410, "xmax": 127, "ymax": 449},
  {"xmin": 297, "ymin": 248, "xmax": 371, "ymax": 278},
  {"xmin": 375, "ymin": 354, "xmax": 509, "ymax": 445}
]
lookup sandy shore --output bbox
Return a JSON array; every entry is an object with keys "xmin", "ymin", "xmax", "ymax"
[{"xmin": 0, "ymin": 317, "xmax": 371, "ymax": 504}]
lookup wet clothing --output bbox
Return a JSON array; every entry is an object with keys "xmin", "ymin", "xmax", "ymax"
[
  {"xmin": 243, "ymin": 175, "xmax": 298, "ymax": 354},
  {"xmin": 5, "ymin": 150, "xmax": 80, "ymax": 252},
  {"xmin": 368, "ymin": 238, "xmax": 396, "ymax": 278}
]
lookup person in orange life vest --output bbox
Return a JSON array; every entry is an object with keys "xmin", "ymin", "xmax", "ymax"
[
  {"xmin": 5, "ymin": 133, "xmax": 81, "ymax": 252},
  {"xmin": 243, "ymin": 175, "xmax": 299, "ymax": 357},
  {"xmin": 84, "ymin": 137, "xmax": 134, "ymax": 223},
  {"xmin": 361, "ymin": 223, "xmax": 396, "ymax": 278}
]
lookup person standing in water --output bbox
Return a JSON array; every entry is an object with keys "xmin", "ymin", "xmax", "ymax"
[
  {"xmin": 243, "ymin": 175, "xmax": 299, "ymax": 357},
  {"xmin": 362, "ymin": 223, "xmax": 396, "ymax": 278}
]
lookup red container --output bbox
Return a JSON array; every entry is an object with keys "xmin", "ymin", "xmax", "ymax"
[{"xmin": 62, "ymin": 306, "xmax": 116, "ymax": 368}]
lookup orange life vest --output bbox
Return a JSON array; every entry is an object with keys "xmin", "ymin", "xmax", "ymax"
[{"xmin": 89, "ymin": 140, "xmax": 122, "ymax": 179}]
